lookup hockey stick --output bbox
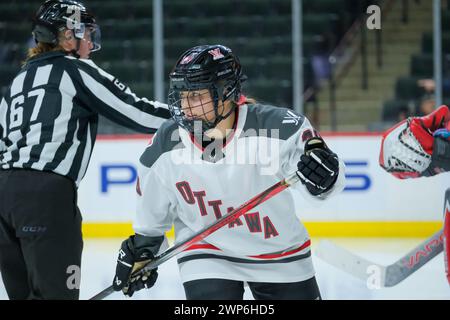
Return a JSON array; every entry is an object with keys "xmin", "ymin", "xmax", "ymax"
[
  {"xmin": 315, "ymin": 190, "xmax": 450, "ymax": 287},
  {"xmin": 90, "ymin": 172, "xmax": 301, "ymax": 300},
  {"xmin": 315, "ymin": 229, "xmax": 443, "ymax": 287}
]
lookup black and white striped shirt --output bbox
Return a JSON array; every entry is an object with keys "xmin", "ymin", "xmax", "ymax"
[{"xmin": 0, "ymin": 51, "xmax": 170, "ymax": 185}]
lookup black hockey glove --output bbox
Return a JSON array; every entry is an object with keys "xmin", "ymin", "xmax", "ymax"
[
  {"xmin": 296, "ymin": 137, "xmax": 339, "ymax": 196},
  {"xmin": 113, "ymin": 234, "xmax": 164, "ymax": 297}
]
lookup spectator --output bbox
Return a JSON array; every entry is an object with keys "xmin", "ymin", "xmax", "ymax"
[
  {"xmin": 416, "ymin": 94, "xmax": 436, "ymax": 116},
  {"xmin": 417, "ymin": 78, "xmax": 450, "ymax": 95},
  {"xmin": 417, "ymin": 54, "xmax": 450, "ymax": 96},
  {"xmin": 311, "ymin": 36, "xmax": 332, "ymax": 86}
]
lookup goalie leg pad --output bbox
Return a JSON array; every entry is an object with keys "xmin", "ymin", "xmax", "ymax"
[{"xmin": 444, "ymin": 190, "xmax": 450, "ymax": 285}]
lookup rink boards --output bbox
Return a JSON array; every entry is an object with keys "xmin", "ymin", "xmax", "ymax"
[{"xmin": 77, "ymin": 133, "xmax": 448, "ymax": 238}]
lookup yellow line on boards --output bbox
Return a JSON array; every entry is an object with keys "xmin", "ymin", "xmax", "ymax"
[
  {"xmin": 303, "ymin": 221, "xmax": 442, "ymax": 237},
  {"xmin": 81, "ymin": 221, "xmax": 442, "ymax": 238}
]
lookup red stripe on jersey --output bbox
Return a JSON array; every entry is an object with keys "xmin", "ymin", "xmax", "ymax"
[
  {"xmin": 189, "ymin": 133, "xmax": 204, "ymax": 151},
  {"xmin": 223, "ymin": 107, "xmax": 239, "ymax": 148},
  {"xmin": 237, "ymin": 95, "xmax": 247, "ymax": 106},
  {"xmin": 182, "ymin": 240, "xmax": 311, "ymax": 259},
  {"xmin": 248, "ymin": 240, "xmax": 311, "ymax": 259},
  {"xmin": 183, "ymin": 244, "xmax": 221, "ymax": 252}
]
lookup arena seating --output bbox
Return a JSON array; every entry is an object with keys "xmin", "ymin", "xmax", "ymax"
[
  {"xmin": 387, "ymin": 7, "xmax": 450, "ymax": 122},
  {"xmin": 0, "ymin": 0, "xmax": 355, "ymax": 133}
]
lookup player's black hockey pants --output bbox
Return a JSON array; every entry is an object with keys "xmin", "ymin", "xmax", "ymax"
[
  {"xmin": 0, "ymin": 169, "xmax": 83, "ymax": 300},
  {"xmin": 183, "ymin": 276, "xmax": 321, "ymax": 300}
]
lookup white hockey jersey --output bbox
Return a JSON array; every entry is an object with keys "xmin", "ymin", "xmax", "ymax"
[{"xmin": 134, "ymin": 103, "xmax": 345, "ymax": 283}]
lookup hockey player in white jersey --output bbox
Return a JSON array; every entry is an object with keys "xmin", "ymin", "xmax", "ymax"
[{"xmin": 112, "ymin": 45, "xmax": 346, "ymax": 299}]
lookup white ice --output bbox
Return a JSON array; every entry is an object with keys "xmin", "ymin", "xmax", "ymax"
[{"xmin": 0, "ymin": 237, "xmax": 449, "ymax": 300}]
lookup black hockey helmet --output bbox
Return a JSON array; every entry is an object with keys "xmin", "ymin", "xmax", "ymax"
[
  {"xmin": 32, "ymin": 0, "xmax": 101, "ymax": 52},
  {"xmin": 168, "ymin": 45, "xmax": 245, "ymax": 133}
]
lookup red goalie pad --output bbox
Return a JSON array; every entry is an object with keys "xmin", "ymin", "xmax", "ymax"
[{"xmin": 445, "ymin": 190, "xmax": 450, "ymax": 285}]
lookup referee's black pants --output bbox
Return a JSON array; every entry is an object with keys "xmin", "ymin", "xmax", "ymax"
[{"xmin": 0, "ymin": 169, "xmax": 83, "ymax": 300}]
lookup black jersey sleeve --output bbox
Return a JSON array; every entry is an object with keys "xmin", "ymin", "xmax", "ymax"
[{"xmin": 67, "ymin": 57, "xmax": 171, "ymax": 133}]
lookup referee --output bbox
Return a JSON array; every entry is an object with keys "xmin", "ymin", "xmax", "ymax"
[{"xmin": 0, "ymin": 0, "xmax": 170, "ymax": 299}]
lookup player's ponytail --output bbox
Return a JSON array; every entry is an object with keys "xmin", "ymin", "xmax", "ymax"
[{"xmin": 24, "ymin": 41, "xmax": 64, "ymax": 63}]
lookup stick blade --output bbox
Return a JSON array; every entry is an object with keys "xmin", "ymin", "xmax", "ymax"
[
  {"xmin": 315, "ymin": 240, "xmax": 384, "ymax": 284},
  {"xmin": 384, "ymin": 229, "xmax": 444, "ymax": 287}
]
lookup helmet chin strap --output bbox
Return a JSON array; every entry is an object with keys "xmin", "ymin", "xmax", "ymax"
[{"xmin": 209, "ymin": 82, "xmax": 240, "ymax": 128}]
